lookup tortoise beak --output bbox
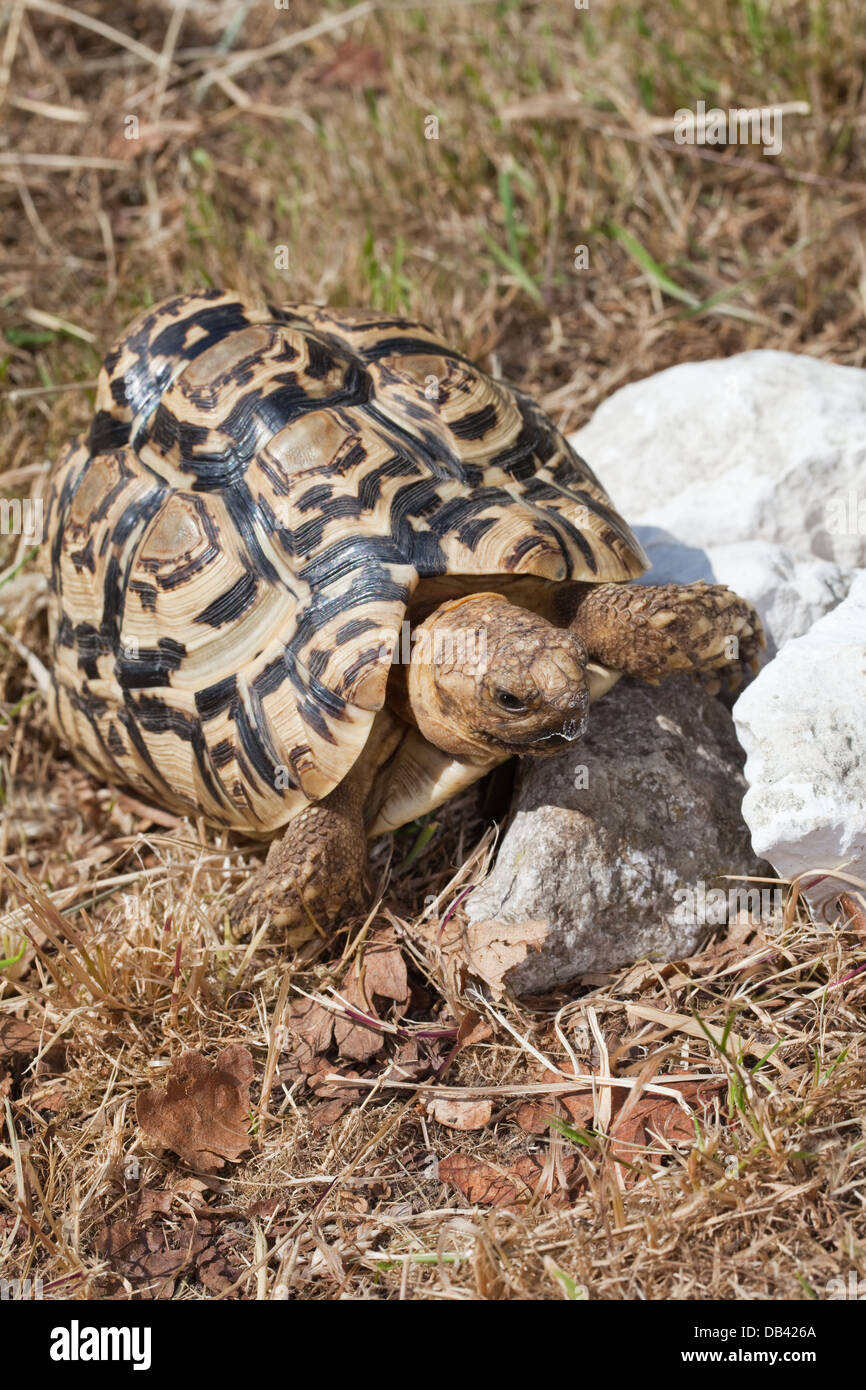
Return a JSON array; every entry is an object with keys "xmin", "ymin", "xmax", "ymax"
[
  {"xmin": 497, "ymin": 695, "xmax": 589, "ymax": 755},
  {"xmin": 523, "ymin": 713, "xmax": 588, "ymax": 749}
]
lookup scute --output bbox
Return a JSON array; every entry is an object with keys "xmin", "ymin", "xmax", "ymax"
[{"xmin": 44, "ymin": 291, "xmax": 647, "ymax": 833}]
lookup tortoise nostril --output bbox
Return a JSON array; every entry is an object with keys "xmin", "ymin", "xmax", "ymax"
[{"xmin": 561, "ymin": 711, "xmax": 587, "ymax": 740}]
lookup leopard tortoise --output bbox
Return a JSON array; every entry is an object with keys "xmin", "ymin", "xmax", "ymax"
[{"xmin": 43, "ymin": 290, "xmax": 764, "ymax": 937}]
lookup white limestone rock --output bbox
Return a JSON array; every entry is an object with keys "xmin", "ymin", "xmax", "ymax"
[
  {"xmin": 733, "ymin": 572, "xmax": 866, "ymax": 917},
  {"xmin": 571, "ymin": 351, "xmax": 866, "ymax": 569}
]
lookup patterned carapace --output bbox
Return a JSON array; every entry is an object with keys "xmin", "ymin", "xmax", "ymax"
[{"xmin": 44, "ymin": 290, "xmax": 647, "ymax": 832}]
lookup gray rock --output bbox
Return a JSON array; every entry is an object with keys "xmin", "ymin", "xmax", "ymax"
[
  {"xmin": 570, "ymin": 351, "xmax": 866, "ymax": 569},
  {"xmin": 467, "ymin": 676, "xmax": 765, "ymax": 994},
  {"xmin": 634, "ymin": 527, "xmax": 856, "ymax": 659},
  {"xmin": 733, "ymin": 571, "xmax": 866, "ymax": 918}
]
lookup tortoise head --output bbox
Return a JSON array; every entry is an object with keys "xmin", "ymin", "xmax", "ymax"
[{"xmin": 404, "ymin": 594, "xmax": 590, "ymax": 759}]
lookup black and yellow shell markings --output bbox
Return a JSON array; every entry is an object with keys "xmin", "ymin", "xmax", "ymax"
[{"xmin": 44, "ymin": 290, "xmax": 647, "ymax": 832}]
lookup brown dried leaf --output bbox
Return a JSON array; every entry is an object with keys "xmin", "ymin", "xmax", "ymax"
[
  {"xmin": 438, "ymin": 1151, "xmax": 577, "ymax": 1209},
  {"xmin": 194, "ymin": 1225, "xmax": 243, "ymax": 1296},
  {"xmin": 95, "ymin": 1218, "xmax": 187, "ymax": 1299},
  {"xmin": 97, "ymin": 1205, "xmax": 244, "ymax": 1299},
  {"xmin": 23, "ymin": 1082, "xmax": 67, "ymax": 1113},
  {"xmin": 246, "ymin": 1197, "xmax": 283, "ymax": 1221},
  {"xmin": 455, "ymin": 1010, "xmax": 494, "ymax": 1049},
  {"xmin": 171, "ymin": 1176, "xmax": 211, "ymax": 1200},
  {"xmin": 428, "ymin": 1098, "xmax": 493, "ymax": 1131},
  {"xmin": 134, "ymin": 1189, "xmax": 174, "ymax": 1223},
  {"xmin": 311, "ymin": 1098, "xmax": 352, "ymax": 1129},
  {"xmin": 334, "ymin": 932, "xmax": 410, "ymax": 1061},
  {"xmin": 136, "ymin": 1045, "xmax": 254, "ymax": 1173},
  {"xmin": 515, "ymin": 1088, "xmax": 597, "ymax": 1136},
  {"xmin": 0, "ymin": 1018, "xmax": 42, "ymax": 1056},
  {"xmin": 307, "ymin": 1062, "xmax": 365, "ymax": 1102},
  {"xmin": 359, "ymin": 933, "xmax": 410, "ymax": 1007},
  {"xmin": 286, "ymin": 995, "xmax": 335, "ymax": 1063},
  {"xmin": 609, "ymin": 1080, "xmax": 724, "ymax": 1181},
  {"xmin": 449, "ymin": 918, "xmax": 548, "ymax": 999},
  {"xmin": 512, "ymin": 1069, "xmax": 722, "ymax": 1187},
  {"xmin": 314, "ymin": 40, "xmax": 386, "ymax": 90},
  {"xmin": 382, "ymin": 1037, "xmax": 435, "ymax": 1081},
  {"xmin": 839, "ymin": 892, "xmax": 866, "ymax": 936},
  {"xmin": 0, "ymin": 1017, "xmax": 66, "ymax": 1074}
]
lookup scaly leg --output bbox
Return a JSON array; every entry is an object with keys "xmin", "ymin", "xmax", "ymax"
[
  {"xmin": 567, "ymin": 581, "xmax": 764, "ymax": 689},
  {"xmin": 229, "ymin": 715, "xmax": 402, "ymax": 940}
]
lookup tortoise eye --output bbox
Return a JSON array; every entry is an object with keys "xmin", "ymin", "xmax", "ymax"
[{"xmin": 495, "ymin": 689, "xmax": 526, "ymax": 712}]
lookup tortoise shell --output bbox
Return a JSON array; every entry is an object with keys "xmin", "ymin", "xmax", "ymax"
[{"xmin": 44, "ymin": 290, "xmax": 646, "ymax": 833}]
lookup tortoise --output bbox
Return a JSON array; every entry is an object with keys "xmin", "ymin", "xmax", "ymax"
[{"xmin": 43, "ymin": 290, "xmax": 764, "ymax": 938}]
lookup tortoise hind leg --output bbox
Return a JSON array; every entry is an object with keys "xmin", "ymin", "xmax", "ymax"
[
  {"xmin": 229, "ymin": 775, "xmax": 370, "ymax": 941},
  {"xmin": 229, "ymin": 715, "xmax": 403, "ymax": 941},
  {"xmin": 567, "ymin": 581, "xmax": 765, "ymax": 689}
]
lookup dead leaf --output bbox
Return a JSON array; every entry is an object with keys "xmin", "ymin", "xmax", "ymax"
[
  {"xmin": 333, "ymin": 932, "xmax": 410, "ymax": 1061},
  {"xmin": 839, "ymin": 892, "xmax": 866, "ymax": 936},
  {"xmin": 357, "ymin": 932, "xmax": 410, "ymax": 1006},
  {"xmin": 194, "ymin": 1221, "xmax": 244, "ymax": 1295},
  {"xmin": 0, "ymin": 1017, "xmax": 66, "ymax": 1074},
  {"xmin": 515, "ymin": 1087, "xmax": 597, "ymax": 1136},
  {"xmin": 438, "ymin": 1151, "xmax": 577, "ymax": 1208},
  {"xmin": 609, "ymin": 1081, "xmax": 723, "ymax": 1178},
  {"xmin": 95, "ymin": 1218, "xmax": 187, "ymax": 1299},
  {"xmin": 246, "ymin": 1197, "xmax": 282, "ymax": 1221},
  {"xmin": 382, "ymin": 1037, "xmax": 434, "ymax": 1082},
  {"xmin": 306, "ymin": 1061, "xmax": 365, "ymax": 1102},
  {"xmin": 314, "ymin": 40, "xmax": 386, "ymax": 90},
  {"xmin": 136, "ymin": 1045, "xmax": 254, "ymax": 1173},
  {"xmin": 428, "ymin": 1098, "xmax": 493, "ymax": 1131},
  {"xmin": 134, "ymin": 1190, "xmax": 174, "ymax": 1223},
  {"xmin": 286, "ymin": 995, "xmax": 334, "ymax": 1063},
  {"xmin": 0, "ymin": 1019, "xmax": 41, "ymax": 1055},
  {"xmin": 23, "ymin": 1082, "xmax": 67, "ymax": 1113},
  {"xmin": 515, "ymin": 1067, "xmax": 723, "ymax": 1186},
  {"xmin": 171, "ymin": 1176, "xmax": 211, "ymax": 1200},
  {"xmin": 444, "ymin": 918, "xmax": 548, "ymax": 999},
  {"xmin": 96, "ymin": 1204, "xmax": 245, "ymax": 1299},
  {"xmin": 311, "ymin": 1098, "xmax": 352, "ymax": 1129},
  {"xmin": 454, "ymin": 1010, "xmax": 494, "ymax": 1049}
]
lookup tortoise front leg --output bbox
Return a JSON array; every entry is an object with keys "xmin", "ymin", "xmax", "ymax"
[{"xmin": 567, "ymin": 581, "xmax": 765, "ymax": 688}]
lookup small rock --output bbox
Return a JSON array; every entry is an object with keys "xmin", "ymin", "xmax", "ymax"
[
  {"xmin": 634, "ymin": 527, "xmax": 856, "ymax": 658},
  {"xmin": 467, "ymin": 676, "xmax": 765, "ymax": 993},
  {"xmin": 571, "ymin": 351, "xmax": 866, "ymax": 569},
  {"xmin": 733, "ymin": 572, "xmax": 866, "ymax": 918}
]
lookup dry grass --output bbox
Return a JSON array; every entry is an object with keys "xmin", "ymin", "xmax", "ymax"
[{"xmin": 1, "ymin": 0, "xmax": 865, "ymax": 1300}]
